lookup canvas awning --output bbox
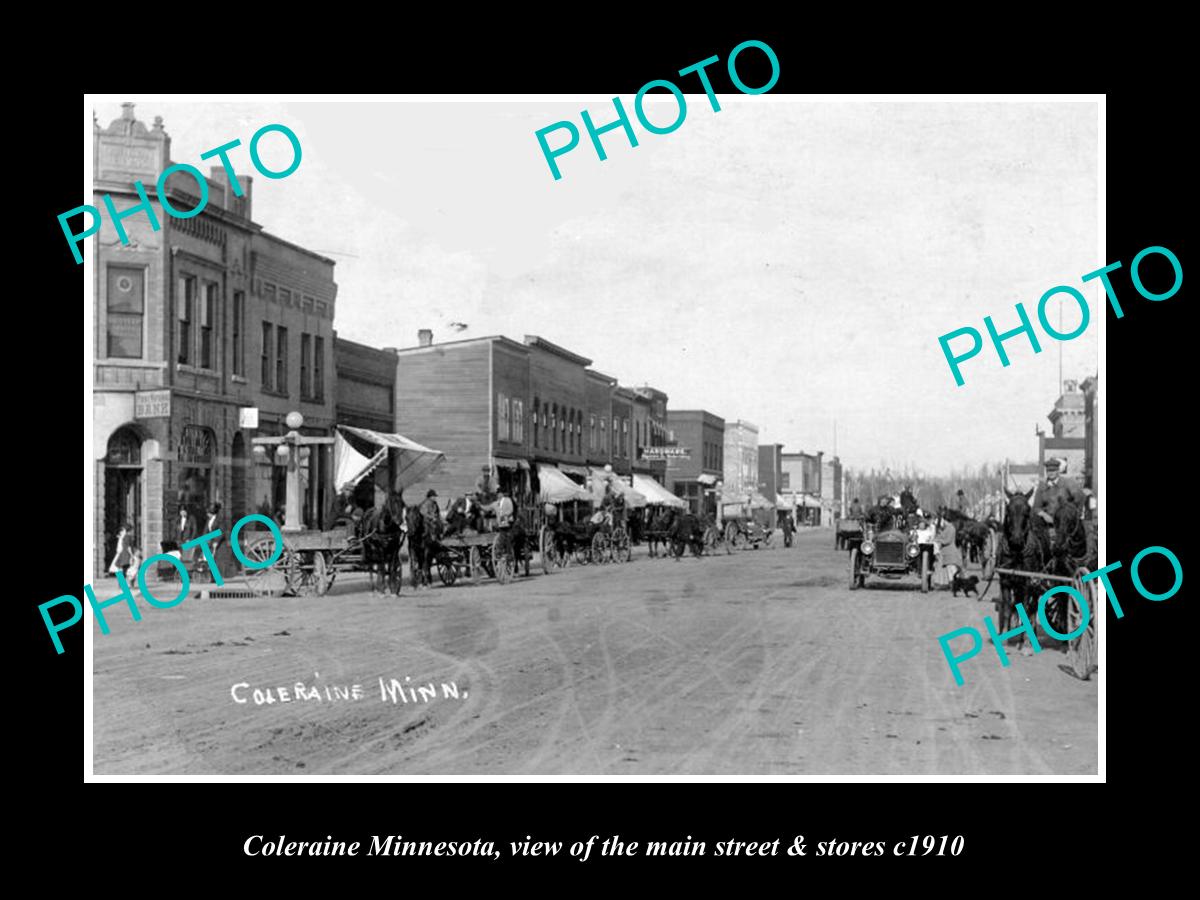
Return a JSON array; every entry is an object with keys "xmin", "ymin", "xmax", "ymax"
[
  {"xmin": 559, "ymin": 464, "xmax": 590, "ymax": 477},
  {"xmin": 335, "ymin": 425, "xmax": 445, "ymax": 491},
  {"xmin": 632, "ymin": 473, "xmax": 686, "ymax": 508},
  {"xmin": 587, "ymin": 468, "xmax": 647, "ymax": 508},
  {"xmin": 537, "ymin": 464, "xmax": 594, "ymax": 503},
  {"xmin": 494, "ymin": 458, "xmax": 530, "ymax": 470},
  {"xmin": 697, "ymin": 473, "xmax": 718, "ymax": 486}
]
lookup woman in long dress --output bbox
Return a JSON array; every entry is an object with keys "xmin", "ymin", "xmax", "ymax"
[{"xmin": 934, "ymin": 517, "xmax": 962, "ymax": 588}]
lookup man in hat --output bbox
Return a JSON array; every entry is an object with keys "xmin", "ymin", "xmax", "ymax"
[
  {"xmin": 419, "ymin": 489, "xmax": 442, "ymax": 533},
  {"xmin": 1032, "ymin": 458, "xmax": 1085, "ymax": 524},
  {"xmin": 955, "ymin": 489, "xmax": 967, "ymax": 514},
  {"xmin": 475, "ymin": 465, "xmax": 498, "ymax": 505}
]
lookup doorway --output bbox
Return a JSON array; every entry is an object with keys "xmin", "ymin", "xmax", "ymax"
[{"xmin": 104, "ymin": 427, "xmax": 143, "ymax": 566}]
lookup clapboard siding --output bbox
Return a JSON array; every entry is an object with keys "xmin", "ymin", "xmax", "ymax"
[
  {"xmin": 493, "ymin": 341, "xmax": 530, "ymax": 456},
  {"xmin": 395, "ymin": 343, "xmax": 490, "ymax": 498}
]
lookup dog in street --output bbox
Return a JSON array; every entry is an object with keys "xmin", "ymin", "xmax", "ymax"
[{"xmin": 951, "ymin": 573, "xmax": 979, "ymax": 597}]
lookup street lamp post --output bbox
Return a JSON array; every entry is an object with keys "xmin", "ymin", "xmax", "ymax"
[{"xmin": 252, "ymin": 411, "xmax": 336, "ymax": 533}]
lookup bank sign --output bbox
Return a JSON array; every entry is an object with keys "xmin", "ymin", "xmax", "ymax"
[{"xmin": 134, "ymin": 389, "xmax": 170, "ymax": 419}]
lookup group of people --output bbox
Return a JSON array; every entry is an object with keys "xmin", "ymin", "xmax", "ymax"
[{"xmin": 106, "ymin": 499, "xmax": 226, "ymax": 581}]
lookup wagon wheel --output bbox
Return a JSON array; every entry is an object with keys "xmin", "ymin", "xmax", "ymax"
[
  {"xmin": 591, "ymin": 531, "xmax": 611, "ymax": 564},
  {"xmin": 982, "ymin": 529, "xmax": 998, "ymax": 579},
  {"xmin": 469, "ymin": 545, "xmax": 483, "ymax": 585},
  {"xmin": 279, "ymin": 548, "xmax": 304, "ymax": 597},
  {"xmin": 728, "ymin": 523, "xmax": 744, "ymax": 550},
  {"xmin": 492, "ymin": 533, "xmax": 514, "ymax": 584},
  {"xmin": 614, "ymin": 528, "xmax": 632, "ymax": 563},
  {"xmin": 1042, "ymin": 580, "xmax": 1071, "ymax": 639},
  {"xmin": 312, "ymin": 551, "xmax": 331, "ymax": 596},
  {"xmin": 1067, "ymin": 567, "xmax": 1098, "ymax": 680},
  {"xmin": 540, "ymin": 527, "xmax": 556, "ymax": 574},
  {"xmin": 849, "ymin": 548, "xmax": 861, "ymax": 591},
  {"xmin": 438, "ymin": 555, "xmax": 458, "ymax": 586}
]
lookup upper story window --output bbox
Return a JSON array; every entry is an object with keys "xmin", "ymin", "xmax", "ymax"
[
  {"xmin": 231, "ymin": 291, "xmax": 245, "ymax": 376},
  {"xmin": 300, "ymin": 333, "xmax": 312, "ymax": 400},
  {"xmin": 313, "ymin": 336, "xmax": 325, "ymax": 402},
  {"xmin": 106, "ymin": 265, "xmax": 144, "ymax": 359},
  {"xmin": 275, "ymin": 326, "xmax": 289, "ymax": 395},
  {"xmin": 513, "ymin": 399, "xmax": 524, "ymax": 443},
  {"xmin": 176, "ymin": 275, "xmax": 196, "ymax": 365},
  {"xmin": 200, "ymin": 282, "xmax": 217, "ymax": 369},
  {"xmin": 261, "ymin": 322, "xmax": 273, "ymax": 391}
]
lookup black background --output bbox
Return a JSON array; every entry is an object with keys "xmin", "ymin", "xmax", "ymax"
[{"xmin": 22, "ymin": 21, "xmax": 1188, "ymax": 885}]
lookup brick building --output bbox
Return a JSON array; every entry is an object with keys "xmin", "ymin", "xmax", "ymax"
[
  {"xmin": 629, "ymin": 386, "xmax": 669, "ymax": 484},
  {"xmin": 93, "ymin": 104, "xmax": 336, "ymax": 577},
  {"xmin": 758, "ymin": 443, "xmax": 784, "ymax": 502},
  {"xmin": 666, "ymin": 410, "xmax": 725, "ymax": 517},
  {"xmin": 781, "ymin": 450, "xmax": 824, "ymax": 524}
]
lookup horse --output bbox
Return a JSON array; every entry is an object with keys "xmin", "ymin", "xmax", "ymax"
[
  {"xmin": 359, "ymin": 489, "xmax": 406, "ymax": 595},
  {"xmin": 405, "ymin": 503, "xmax": 441, "ymax": 589},
  {"xmin": 668, "ymin": 510, "xmax": 705, "ymax": 559}
]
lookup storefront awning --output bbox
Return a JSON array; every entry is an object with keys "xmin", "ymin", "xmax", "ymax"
[
  {"xmin": 494, "ymin": 458, "xmax": 530, "ymax": 470},
  {"xmin": 587, "ymin": 468, "xmax": 647, "ymax": 508},
  {"xmin": 632, "ymin": 473, "xmax": 687, "ymax": 508},
  {"xmin": 559, "ymin": 464, "xmax": 590, "ymax": 476},
  {"xmin": 335, "ymin": 425, "xmax": 445, "ymax": 491},
  {"xmin": 696, "ymin": 473, "xmax": 719, "ymax": 486},
  {"xmin": 537, "ymin": 464, "xmax": 594, "ymax": 503}
]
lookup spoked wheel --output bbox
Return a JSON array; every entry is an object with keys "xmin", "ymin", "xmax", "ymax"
[
  {"xmin": 469, "ymin": 545, "xmax": 483, "ymax": 585},
  {"xmin": 591, "ymin": 531, "xmax": 611, "ymax": 565},
  {"xmin": 540, "ymin": 527, "xmax": 555, "ymax": 575},
  {"xmin": 849, "ymin": 548, "xmax": 861, "ymax": 591},
  {"xmin": 612, "ymin": 528, "xmax": 632, "ymax": 563},
  {"xmin": 283, "ymin": 549, "xmax": 304, "ymax": 597},
  {"xmin": 311, "ymin": 551, "xmax": 331, "ymax": 596},
  {"xmin": 1042, "ymin": 581, "xmax": 1071, "ymax": 638},
  {"xmin": 1068, "ymin": 568, "xmax": 1098, "ymax": 680},
  {"xmin": 242, "ymin": 534, "xmax": 287, "ymax": 592},
  {"xmin": 493, "ymin": 533, "xmax": 514, "ymax": 584},
  {"xmin": 438, "ymin": 556, "xmax": 458, "ymax": 586}
]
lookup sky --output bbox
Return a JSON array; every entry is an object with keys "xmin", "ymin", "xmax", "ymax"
[{"xmin": 94, "ymin": 98, "xmax": 1099, "ymax": 474}]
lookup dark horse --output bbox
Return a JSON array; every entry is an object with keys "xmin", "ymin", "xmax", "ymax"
[
  {"xmin": 995, "ymin": 490, "xmax": 1088, "ymax": 654},
  {"xmin": 647, "ymin": 507, "xmax": 676, "ymax": 558},
  {"xmin": 405, "ymin": 503, "xmax": 441, "ymax": 589},
  {"xmin": 359, "ymin": 489, "xmax": 406, "ymax": 595},
  {"xmin": 940, "ymin": 506, "xmax": 994, "ymax": 565}
]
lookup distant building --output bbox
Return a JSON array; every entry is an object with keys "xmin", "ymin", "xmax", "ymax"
[
  {"xmin": 723, "ymin": 420, "xmax": 760, "ymax": 501},
  {"xmin": 1039, "ymin": 378, "xmax": 1087, "ymax": 479},
  {"xmin": 628, "ymin": 385, "xmax": 670, "ymax": 484},
  {"xmin": 1081, "ymin": 375, "xmax": 1098, "ymax": 494},
  {"xmin": 666, "ymin": 410, "xmax": 725, "ymax": 517},
  {"xmin": 758, "ymin": 443, "xmax": 784, "ymax": 502},
  {"xmin": 820, "ymin": 456, "xmax": 844, "ymax": 522},
  {"xmin": 782, "ymin": 450, "xmax": 824, "ymax": 525}
]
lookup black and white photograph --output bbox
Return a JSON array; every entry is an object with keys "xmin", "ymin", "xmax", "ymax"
[{"xmin": 83, "ymin": 94, "xmax": 1101, "ymax": 778}]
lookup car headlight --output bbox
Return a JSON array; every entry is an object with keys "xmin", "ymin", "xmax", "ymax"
[
  {"xmin": 907, "ymin": 544, "xmax": 920, "ymax": 557},
  {"xmin": 861, "ymin": 541, "xmax": 874, "ymax": 555}
]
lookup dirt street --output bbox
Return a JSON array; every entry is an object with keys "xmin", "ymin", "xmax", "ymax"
[{"xmin": 92, "ymin": 529, "xmax": 1098, "ymax": 775}]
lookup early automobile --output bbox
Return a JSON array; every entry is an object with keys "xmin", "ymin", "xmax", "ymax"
[{"xmin": 847, "ymin": 515, "xmax": 936, "ymax": 593}]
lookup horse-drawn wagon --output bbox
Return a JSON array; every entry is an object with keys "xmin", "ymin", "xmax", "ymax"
[
  {"xmin": 242, "ymin": 425, "xmax": 445, "ymax": 597},
  {"xmin": 989, "ymin": 489, "xmax": 1098, "ymax": 680}
]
